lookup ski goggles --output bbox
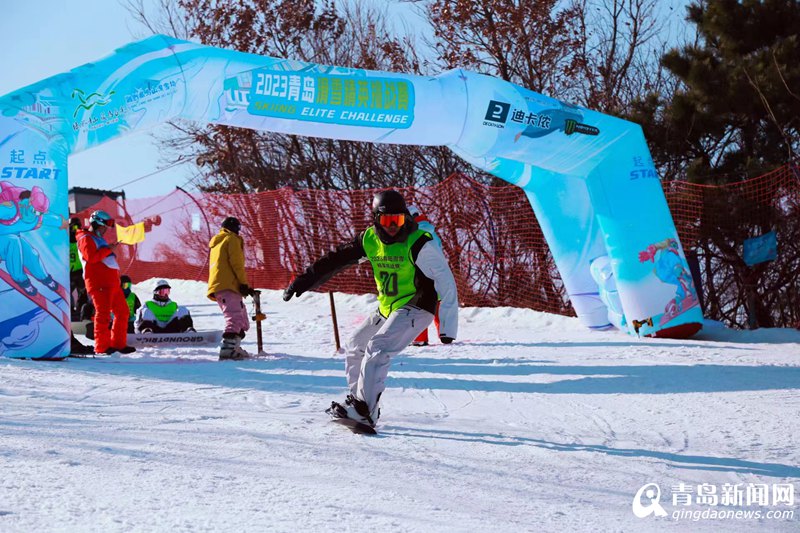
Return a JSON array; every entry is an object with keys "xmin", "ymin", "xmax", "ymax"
[
  {"xmin": 378, "ymin": 213, "xmax": 405, "ymax": 228},
  {"xmin": 98, "ymin": 218, "xmax": 115, "ymax": 227},
  {"xmin": 121, "ymin": 281, "xmax": 131, "ymax": 289}
]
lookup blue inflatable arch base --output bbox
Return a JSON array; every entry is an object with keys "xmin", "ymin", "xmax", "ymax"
[{"xmin": 0, "ymin": 35, "xmax": 703, "ymax": 359}]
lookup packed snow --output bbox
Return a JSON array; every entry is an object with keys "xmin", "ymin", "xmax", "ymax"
[{"xmin": 2, "ymin": 279, "xmax": 799, "ymax": 532}]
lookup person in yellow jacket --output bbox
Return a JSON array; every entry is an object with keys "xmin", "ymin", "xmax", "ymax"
[{"xmin": 207, "ymin": 217, "xmax": 253, "ymax": 360}]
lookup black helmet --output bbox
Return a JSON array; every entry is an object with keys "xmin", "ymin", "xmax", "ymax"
[
  {"xmin": 221, "ymin": 216, "xmax": 241, "ymax": 234},
  {"xmin": 372, "ymin": 190, "xmax": 408, "ymax": 215},
  {"xmin": 371, "ymin": 190, "xmax": 414, "ymax": 244},
  {"xmin": 120, "ymin": 275, "xmax": 132, "ymax": 285}
]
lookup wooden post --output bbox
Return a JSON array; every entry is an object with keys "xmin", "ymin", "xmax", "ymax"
[
  {"xmin": 329, "ymin": 292, "xmax": 341, "ymax": 352},
  {"xmin": 252, "ymin": 290, "xmax": 266, "ymax": 353}
]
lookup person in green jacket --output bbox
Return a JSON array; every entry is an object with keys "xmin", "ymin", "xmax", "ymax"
[
  {"xmin": 120, "ymin": 275, "xmax": 142, "ymax": 333},
  {"xmin": 69, "ymin": 217, "xmax": 94, "ymax": 355},
  {"xmin": 283, "ymin": 190, "xmax": 458, "ymax": 428},
  {"xmin": 69, "ymin": 217, "xmax": 88, "ymax": 319}
]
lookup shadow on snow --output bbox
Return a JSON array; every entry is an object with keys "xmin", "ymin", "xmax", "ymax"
[
  {"xmin": 379, "ymin": 427, "xmax": 800, "ymax": 479},
  {"xmin": 48, "ymin": 351, "xmax": 800, "ymax": 396}
]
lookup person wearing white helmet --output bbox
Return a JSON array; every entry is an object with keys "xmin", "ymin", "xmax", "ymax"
[{"xmin": 135, "ymin": 279, "xmax": 195, "ymax": 333}]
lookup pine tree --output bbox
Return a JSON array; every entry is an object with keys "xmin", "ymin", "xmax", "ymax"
[{"xmin": 632, "ymin": 0, "xmax": 800, "ymax": 184}]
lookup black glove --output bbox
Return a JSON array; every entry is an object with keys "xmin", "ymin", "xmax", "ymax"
[
  {"xmin": 283, "ymin": 275, "xmax": 310, "ymax": 302},
  {"xmin": 440, "ymin": 336, "xmax": 454, "ymax": 344},
  {"xmin": 239, "ymin": 284, "xmax": 252, "ymax": 297}
]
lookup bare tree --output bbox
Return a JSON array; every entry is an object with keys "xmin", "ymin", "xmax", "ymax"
[
  {"xmin": 575, "ymin": 0, "xmax": 676, "ymax": 114},
  {"xmin": 125, "ymin": 0, "xmax": 190, "ymax": 39},
  {"xmin": 125, "ymin": 0, "xmax": 476, "ymax": 193},
  {"xmin": 426, "ymin": 0, "xmax": 586, "ymax": 99}
]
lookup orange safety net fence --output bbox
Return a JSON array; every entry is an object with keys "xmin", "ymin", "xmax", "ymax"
[
  {"xmin": 664, "ymin": 162, "xmax": 800, "ymax": 328},
  {"xmin": 77, "ymin": 174, "xmax": 571, "ymax": 315},
  {"xmin": 76, "ymin": 163, "xmax": 800, "ymax": 329}
]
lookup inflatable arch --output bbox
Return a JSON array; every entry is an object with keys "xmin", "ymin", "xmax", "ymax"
[{"xmin": 0, "ymin": 35, "xmax": 702, "ymax": 359}]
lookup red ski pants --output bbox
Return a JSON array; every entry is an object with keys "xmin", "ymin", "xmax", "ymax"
[
  {"xmin": 89, "ymin": 284, "xmax": 129, "ymax": 353},
  {"xmin": 413, "ymin": 302, "xmax": 440, "ymax": 343}
]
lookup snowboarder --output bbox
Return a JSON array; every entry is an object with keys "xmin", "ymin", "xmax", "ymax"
[
  {"xmin": 207, "ymin": 216, "xmax": 254, "ymax": 360},
  {"xmin": 283, "ymin": 190, "xmax": 458, "ymax": 429},
  {"xmin": 135, "ymin": 279, "xmax": 194, "ymax": 333},
  {"xmin": 121, "ymin": 275, "xmax": 142, "ymax": 333},
  {"xmin": 76, "ymin": 210, "xmax": 135, "ymax": 355}
]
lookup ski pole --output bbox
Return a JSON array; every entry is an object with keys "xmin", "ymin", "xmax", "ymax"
[{"xmin": 329, "ymin": 292, "xmax": 341, "ymax": 352}]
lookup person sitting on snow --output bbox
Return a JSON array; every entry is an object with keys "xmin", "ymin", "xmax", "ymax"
[{"xmin": 135, "ymin": 279, "xmax": 195, "ymax": 333}]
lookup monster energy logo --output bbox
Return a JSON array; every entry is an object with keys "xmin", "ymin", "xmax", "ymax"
[
  {"xmin": 71, "ymin": 89, "xmax": 116, "ymax": 118},
  {"xmin": 564, "ymin": 119, "xmax": 600, "ymax": 136}
]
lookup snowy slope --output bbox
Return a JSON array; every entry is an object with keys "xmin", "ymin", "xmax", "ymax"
[{"xmin": 2, "ymin": 280, "xmax": 799, "ymax": 532}]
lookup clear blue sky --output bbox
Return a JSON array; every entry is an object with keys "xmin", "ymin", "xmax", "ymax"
[
  {"xmin": 0, "ymin": 0, "xmax": 425, "ymax": 199},
  {"xmin": 1, "ymin": 1, "xmax": 688, "ymax": 199},
  {"xmin": 0, "ymin": 0, "xmax": 195, "ymax": 199}
]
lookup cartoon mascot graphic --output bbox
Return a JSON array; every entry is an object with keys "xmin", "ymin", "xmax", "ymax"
[
  {"xmin": 638, "ymin": 238, "xmax": 698, "ymax": 325},
  {"xmin": 0, "ymin": 181, "xmax": 67, "ymax": 296}
]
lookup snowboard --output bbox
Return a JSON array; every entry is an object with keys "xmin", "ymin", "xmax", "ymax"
[
  {"xmin": 127, "ymin": 330, "xmax": 223, "ymax": 348},
  {"xmin": 330, "ymin": 417, "xmax": 377, "ymax": 435}
]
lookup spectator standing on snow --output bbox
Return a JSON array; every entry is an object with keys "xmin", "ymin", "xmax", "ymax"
[
  {"xmin": 69, "ymin": 217, "xmax": 88, "ymax": 318},
  {"xmin": 76, "ymin": 210, "xmax": 135, "ymax": 355},
  {"xmin": 283, "ymin": 190, "xmax": 458, "ymax": 429},
  {"xmin": 121, "ymin": 275, "xmax": 142, "ymax": 334},
  {"xmin": 69, "ymin": 217, "xmax": 94, "ymax": 355},
  {"xmin": 207, "ymin": 217, "xmax": 253, "ymax": 360}
]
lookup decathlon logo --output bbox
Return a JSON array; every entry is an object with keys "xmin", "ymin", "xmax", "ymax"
[
  {"xmin": 633, "ymin": 483, "xmax": 668, "ymax": 518},
  {"xmin": 71, "ymin": 89, "xmax": 116, "ymax": 118},
  {"xmin": 484, "ymin": 100, "xmax": 510, "ymax": 124}
]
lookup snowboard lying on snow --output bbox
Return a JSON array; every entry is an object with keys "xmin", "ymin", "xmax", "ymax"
[{"xmin": 127, "ymin": 330, "xmax": 223, "ymax": 348}]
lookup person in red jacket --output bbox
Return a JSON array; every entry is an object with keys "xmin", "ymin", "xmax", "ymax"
[{"xmin": 76, "ymin": 210, "xmax": 135, "ymax": 355}]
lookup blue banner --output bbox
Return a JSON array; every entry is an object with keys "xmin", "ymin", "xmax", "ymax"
[{"xmin": 743, "ymin": 231, "xmax": 777, "ymax": 266}]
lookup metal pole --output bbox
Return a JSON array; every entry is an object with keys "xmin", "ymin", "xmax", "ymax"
[{"xmin": 329, "ymin": 292, "xmax": 341, "ymax": 352}]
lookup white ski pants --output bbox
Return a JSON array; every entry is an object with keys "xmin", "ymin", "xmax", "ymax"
[{"xmin": 345, "ymin": 306, "xmax": 433, "ymax": 412}]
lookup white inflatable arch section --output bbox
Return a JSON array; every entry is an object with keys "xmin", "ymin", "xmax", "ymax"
[{"xmin": 0, "ymin": 35, "xmax": 702, "ymax": 359}]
